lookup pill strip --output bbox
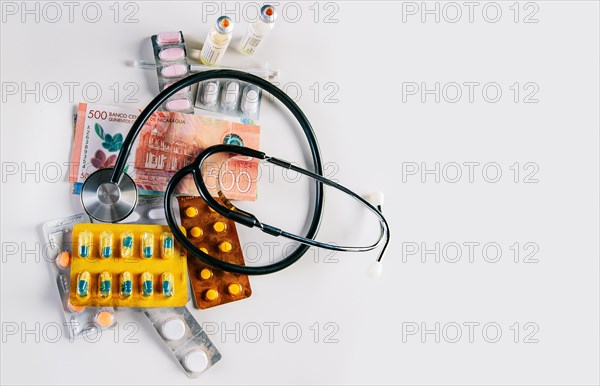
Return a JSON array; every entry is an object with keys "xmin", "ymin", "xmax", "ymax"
[
  {"xmin": 69, "ymin": 223, "xmax": 189, "ymax": 308},
  {"xmin": 178, "ymin": 196, "xmax": 252, "ymax": 309},
  {"xmin": 144, "ymin": 307, "xmax": 222, "ymax": 378},
  {"xmin": 195, "ymin": 79, "xmax": 262, "ymax": 120},
  {"xmin": 151, "ymin": 31, "xmax": 194, "ymax": 114},
  {"xmin": 42, "ymin": 214, "xmax": 116, "ymax": 339}
]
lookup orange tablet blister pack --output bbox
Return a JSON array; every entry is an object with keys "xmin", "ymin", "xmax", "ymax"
[{"xmin": 177, "ymin": 196, "xmax": 252, "ymax": 309}]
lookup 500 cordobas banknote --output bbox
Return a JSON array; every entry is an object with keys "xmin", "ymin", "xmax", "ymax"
[{"xmin": 69, "ymin": 103, "xmax": 260, "ymax": 201}]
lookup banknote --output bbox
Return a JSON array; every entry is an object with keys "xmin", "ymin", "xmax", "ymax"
[{"xmin": 69, "ymin": 103, "xmax": 260, "ymax": 201}]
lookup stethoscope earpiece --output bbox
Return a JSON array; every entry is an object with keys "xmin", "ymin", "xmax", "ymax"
[
  {"xmin": 368, "ymin": 191, "xmax": 385, "ymax": 210},
  {"xmin": 368, "ymin": 261, "xmax": 383, "ymax": 279},
  {"xmin": 366, "ymin": 191, "xmax": 385, "ymax": 279}
]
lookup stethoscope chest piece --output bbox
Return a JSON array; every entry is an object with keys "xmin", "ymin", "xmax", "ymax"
[{"xmin": 80, "ymin": 168, "xmax": 138, "ymax": 223}]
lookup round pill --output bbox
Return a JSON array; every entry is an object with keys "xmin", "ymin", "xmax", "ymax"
[
  {"xmin": 228, "ymin": 283, "xmax": 243, "ymax": 296},
  {"xmin": 66, "ymin": 300, "xmax": 85, "ymax": 313},
  {"xmin": 213, "ymin": 222, "xmax": 226, "ymax": 233},
  {"xmin": 161, "ymin": 317, "xmax": 186, "ymax": 341},
  {"xmin": 159, "ymin": 47, "xmax": 185, "ymax": 62},
  {"xmin": 183, "ymin": 350, "xmax": 209, "ymax": 373},
  {"xmin": 200, "ymin": 268, "xmax": 213, "ymax": 280},
  {"xmin": 185, "ymin": 207, "xmax": 198, "ymax": 218},
  {"xmin": 190, "ymin": 227, "xmax": 203, "ymax": 238},
  {"xmin": 205, "ymin": 289, "xmax": 219, "ymax": 301},
  {"xmin": 199, "ymin": 247, "xmax": 208, "ymax": 254},
  {"xmin": 55, "ymin": 251, "xmax": 71, "ymax": 268},
  {"xmin": 219, "ymin": 241, "xmax": 232, "ymax": 253},
  {"xmin": 208, "ymin": 206, "xmax": 215, "ymax": 212},
  {"xmin": 178, "ymin": 225, "xmax": 187, "ymax": 236},
  {"xmin": 95, "ymin": 310, "xmax": 114, "ymax": 328}
]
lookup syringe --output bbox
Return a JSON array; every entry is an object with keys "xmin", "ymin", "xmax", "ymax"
[{"xmin": 130, "ymin": 60, "xmax": 279, "ymax": 81}]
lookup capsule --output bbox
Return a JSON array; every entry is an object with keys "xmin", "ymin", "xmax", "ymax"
[
  {"xmin": 120, "ymin": 272, "xmax": 132, "ymax": 298},
  {"xmin": 141, "ymin": 232, "xmax": 154, "ymax": 258},
  {"xmin": 98, "ymin": 272, "xmax": 112, "ymax": 298},
  {"xmin": 78, "ymin": 231, "xmax": 92, "ymax": 258},
  {"xmin": 121, "ymin": 231, "xmax": 134, "ymax": 258},
  {"xmin": 76, "ymin": 271, "xmax": 90, "ymax": 298},
  {"xmin": 99, "ymin": 231, "xmax": 113, "ymax": 258},
  {"xmin": 141, "ymin": 272, "xmax": 153, "ymax": 297},
  {"xmin": 161, "ymin": 272, "xmax": 174, "ymax": 297},
  {"xmin": 161, "ymin": 232, "xmax": 175, "ymax": 259}
]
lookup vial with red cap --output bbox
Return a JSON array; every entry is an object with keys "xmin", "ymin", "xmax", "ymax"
[
  {"xmin": 200, "ymin": 16, "xmax": 234, "ymax": 65},
  {"xmin": 240, "ymin": 5, "xmax": 277, "ymax": 55}
]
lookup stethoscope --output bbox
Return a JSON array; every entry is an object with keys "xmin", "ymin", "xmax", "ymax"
[{"xmin": 80, "ymin": 70, "xmax": 390, "ymax": 277}]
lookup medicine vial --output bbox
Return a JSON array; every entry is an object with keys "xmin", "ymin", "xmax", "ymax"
[
  {"xmin": 200, "ymin": 16, "xmax": 234, "ymax": 65},
  {"xmin": 240, "ymin": 5, "xmax": 277, "ymax": 55}
]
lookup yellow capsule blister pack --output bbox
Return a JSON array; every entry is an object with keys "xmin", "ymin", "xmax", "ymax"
[{"xmin": 69, "ymin": 223, "xmax": 188, "ymax": 307}]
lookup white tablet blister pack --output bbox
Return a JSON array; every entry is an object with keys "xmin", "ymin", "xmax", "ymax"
[
  {"xmin": 196, "ymin": 79, "xmax": 262, "ymax": 120},
  {"xmin": 117, "ymin": 196, "xmax": 173, "ymax": 225},
  {"xmin": 144, "ymin": 307, "xmax": 222, "ymax": 377},
  {"xmin": 42, "ymin": 213, "xmax": 116, "ymax": 338}
]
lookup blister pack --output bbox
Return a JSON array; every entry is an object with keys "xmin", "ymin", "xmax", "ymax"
[
  {"xmin": 42, "ymin": 214, "xmax": 116, "ymax": 338},
  {"xmin": 177, "ymin": 196, "xmax": 252, "ymax": 309},
  {"xmin": 119, "ymin": 196, "xmax": 173, "ymax": 225},
  {"xmin": 69, "ymin": 223, "xmax": 189, "ymax": 307},
  {"xmin": 144, "ymin": 307, "xmax": 222, "ymax": 377},
  {"xmin": 151, "ymin": 31, "xmax": 194, "ymax": 113},
  {"xmin": 195, "ymin": 79, "xmax": 262, "ymax": 120}
]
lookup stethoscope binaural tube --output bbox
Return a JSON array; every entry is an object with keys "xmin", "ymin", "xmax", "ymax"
[
  {"xmin": 105, "ymin": 69, "xmax": 326, "ymax": 275},
  {"xmin": 163, "ymin": 144, "xmax": 390, "ymax": 276}
]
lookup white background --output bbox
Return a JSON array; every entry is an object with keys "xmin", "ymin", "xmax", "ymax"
[{"xmin": 1, "ymin": 1, "xmax": 599, "ymax": 385}]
